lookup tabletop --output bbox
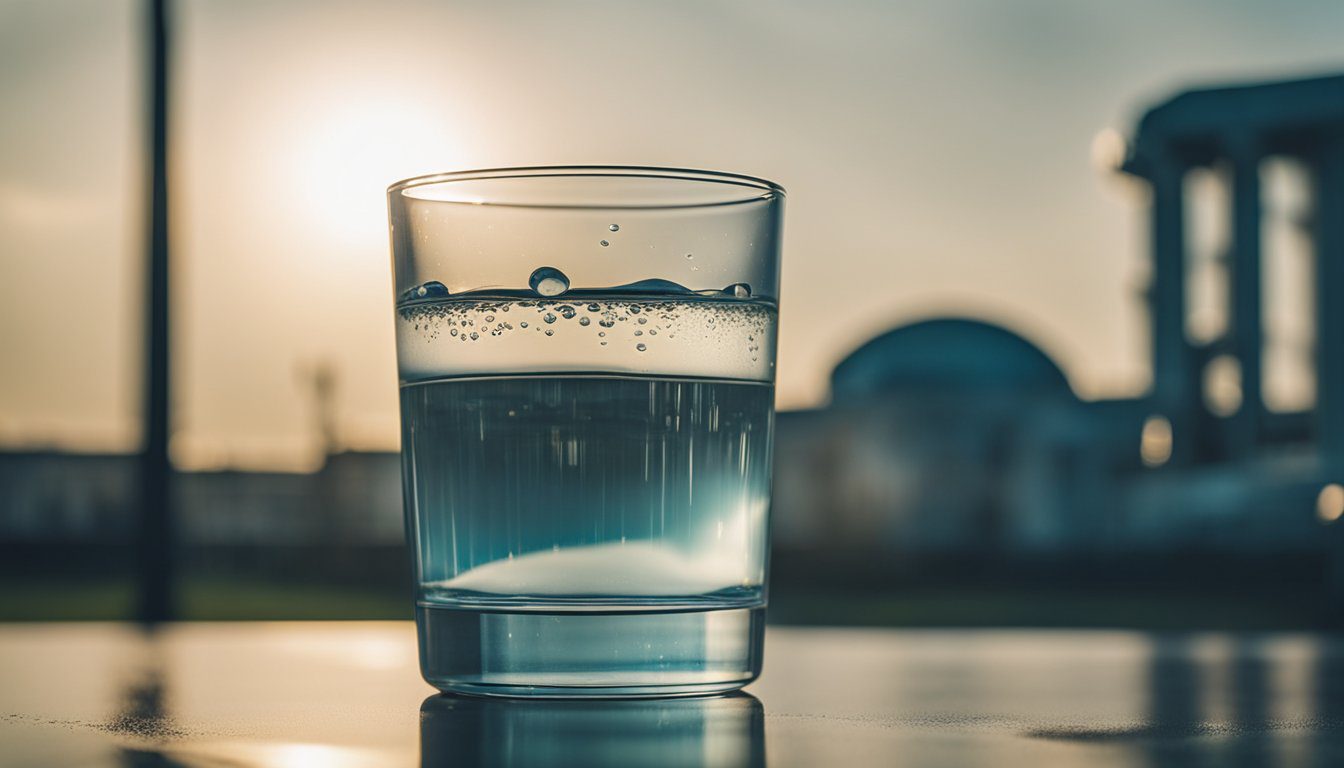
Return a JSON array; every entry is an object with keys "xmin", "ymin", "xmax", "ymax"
[{"xmin": 1, "ymin": 622, "xmax": 1341, "ymax": 767}]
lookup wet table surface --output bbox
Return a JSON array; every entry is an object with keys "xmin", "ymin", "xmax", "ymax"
[{"xmin": 1, "ymin": 622, "xmax": 1342, "ymax": 767}]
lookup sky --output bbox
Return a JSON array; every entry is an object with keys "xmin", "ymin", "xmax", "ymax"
[{"xmin": 2, "ymin": 0, "xmax": 1343, "ymax": 469}]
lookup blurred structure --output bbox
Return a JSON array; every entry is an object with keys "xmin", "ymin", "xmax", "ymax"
[
  {"xmin": 1115, "ymin": 73, "xmax": 1343, "ymax": 560},
  {"xmin": 773, "ymin": 73, "xmax": 1344, "ymax": 598},
  {"xmin": 773, "ymin": 320, "xmax": 1135, "ymax": 560}
]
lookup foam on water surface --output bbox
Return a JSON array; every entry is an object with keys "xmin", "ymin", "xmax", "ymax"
[{"xmin": 397, "ymin": 293, "xmax": 775, "ymax": 382}]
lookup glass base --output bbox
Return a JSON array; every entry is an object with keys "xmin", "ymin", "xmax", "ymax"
[{"xmin": 416, "ymin": 603, "xmax": 765, "ymax": 698}]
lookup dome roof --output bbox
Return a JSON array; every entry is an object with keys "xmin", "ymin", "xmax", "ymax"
[{"xmin": 831, "ymin": 318, "xmax": 1073, "ymax": 400}]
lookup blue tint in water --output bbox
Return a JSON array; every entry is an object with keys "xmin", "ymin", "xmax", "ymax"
[
  {"xmin": 400, "ymin": 374, "xmax": 773, "ymax": 695},
  {"xmin": 402, "ymin": 375, "xmax": 772, "ymax": 606}
]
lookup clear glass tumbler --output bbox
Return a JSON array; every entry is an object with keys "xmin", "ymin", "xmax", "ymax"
[{"xmin": 387, "ymin": 166, "xmax": 784, "ymax": 697}]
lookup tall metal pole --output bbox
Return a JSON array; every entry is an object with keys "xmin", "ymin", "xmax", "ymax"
[{"xmin": 137, "ymin": 0, "xmax": 173, "ymax": 624}]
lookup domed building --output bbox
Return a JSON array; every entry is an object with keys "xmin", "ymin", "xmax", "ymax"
[
  {"xmin": 772, "ymin": 317, "xmax": 1136, "ymax": 572},
  {"xmin": 830, "ymin": 319, "xmax": 1074, "ymax": 401}
]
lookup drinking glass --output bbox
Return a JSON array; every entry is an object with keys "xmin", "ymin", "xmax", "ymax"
[{"xmin": 387, "ymin": 166, "xmax": 784, "ymax": 697}]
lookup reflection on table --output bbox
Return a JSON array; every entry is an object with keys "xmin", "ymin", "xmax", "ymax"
[
  {"xmin": 420, "ymin": 692, "xmax": 764, "ymax": 767},
  {"xmin": 1, "ymin": 624, "xmax": 1343, "ymax": 767}
]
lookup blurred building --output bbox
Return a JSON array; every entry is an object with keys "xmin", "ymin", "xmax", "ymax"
[
  {"xmin": 773, "ymin": 320, "xmax": 1139, "ymax": 560},
  {"xmin": 773, "ymin": 72, "xmax": 1344, "ymax": 580}
]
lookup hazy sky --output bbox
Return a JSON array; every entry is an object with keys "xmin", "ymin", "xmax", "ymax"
[{"xmin": 3, "ymin": 0, "xmax": 1344, "ymax": 469}]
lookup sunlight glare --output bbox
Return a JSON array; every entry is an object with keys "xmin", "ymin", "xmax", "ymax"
[{"xmin": 290, "ymin": 97, "xmax": 465, "ymax": 249}]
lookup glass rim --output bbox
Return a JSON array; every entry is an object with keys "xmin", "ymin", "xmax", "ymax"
[{"xmin": 387, "ymin": 165, "xmax": 786, "ymax": 210}]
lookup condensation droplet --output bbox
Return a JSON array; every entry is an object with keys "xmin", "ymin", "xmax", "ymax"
[
  {"xmin": 726, "ymin": 282, "xmax": 751, "ymax": 299},
  {"xmin": 598, "ymin": 331, "xmax": 606, "ymax": 337},
  {"xmin": 529, "ymin": 267, "xmax": 570, "ymax": 297},
  {"xmin": 608, "ymin": 224, "xmax": 620, "ymax": 232},
  {"xmin": 587, "ymin": 303, "xmax": 600, "ymax": 312},
  {"xmin": 469, "ymin": 332, "xmax": 478, "ymax": 340},
  {"xmin": 450, "ymin": 328, "xmax": 457, "ymax": 336},
  {"xmin": 543, "ymin": 313, "xmax": 556, "ymax": 324},
  {"xmin": 578, "ymin": 317, "xmax": 590, "ymax": 326},
  {"xmin": 599, "ymin": 240, "xmax": 610, "ymax": 247},
  {"xmin": 558, "ymin": 306, "xmax": 576, "ymax": 319},
  {"xmin": 634, "ymin": 330, "xmax": 643, "ymax": 336},
  {"xmin": 637, "ymin": 317, "xmax": 647, "ymax": 325},
  {"xmin": 544, "ymin": 329, "xmax": 554, "ymax": 336},
  {"xmin": 636, "ymin": 343, "xmax": 647, "ymax": 352},
  {"xmin": 520, "ymin": 321, "xmax": 528, "ymax": 328}
]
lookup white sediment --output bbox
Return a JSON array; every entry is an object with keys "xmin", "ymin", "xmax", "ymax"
[{"xmin": 428, "ymin": 540, "xmax": 756, "ymax": 596}]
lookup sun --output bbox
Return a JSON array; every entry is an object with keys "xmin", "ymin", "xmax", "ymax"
[{"xmin": 289, "ymin": 95, "xmax": 467, "ymax": 249}]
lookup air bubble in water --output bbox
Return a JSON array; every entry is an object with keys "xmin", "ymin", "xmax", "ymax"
[
  {"xmin": 636, "ymin": 343, "xmax": 647, "ymax": 352},
  {"xmin": 529, "ymin": 267, "xmax": 570, "ymax": 297},
  {"xmin": 726, "ymin": 282, "xmax": 751, "ymax": 299},
  {"xmin": 400, "ymin": 280, "xmax": 449, "ymax": 303},
  {"xmin": 608, "ymin": 224, "xmax": 620, "ymax": 232}
]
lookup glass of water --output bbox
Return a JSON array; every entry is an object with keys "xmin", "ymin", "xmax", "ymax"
[{"xmin": 387, "ymin": 166, "xmax": 784, "ymax": 697}]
